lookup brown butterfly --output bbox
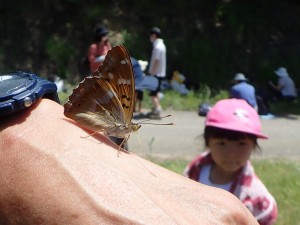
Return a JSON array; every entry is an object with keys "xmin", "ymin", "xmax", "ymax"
[{"xmin": 64, "ymin": 45, "xmax": 141, "ymax": 146}]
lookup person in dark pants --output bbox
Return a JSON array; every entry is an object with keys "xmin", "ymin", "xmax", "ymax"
[{"xmin": 147, "ymin": 27, "xmax": 167, "ymax": 119}]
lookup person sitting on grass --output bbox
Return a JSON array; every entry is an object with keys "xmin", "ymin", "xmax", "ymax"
[
  {"xmin": 269, "ymin": 67, "xmax": 298, "ymax": 101},
  {"xmin": 230, "ymin": 73, "xmax": 258, "ymax": 111},
  {"xmin": 184, "ymin": 98, "xmax": 278, "ymax": 225}
]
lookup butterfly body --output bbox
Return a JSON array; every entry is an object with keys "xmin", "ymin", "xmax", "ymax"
[
  {"xmin": 64, "ymin": 45, "xmax": 140, "ymax": 141},
  {"xmin": 72, "ymin": 112, "xmax": 141, "ymax": 138}
]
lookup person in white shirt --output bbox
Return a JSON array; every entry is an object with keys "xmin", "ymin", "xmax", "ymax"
[
  {"xmin": 269, "ymin": 67, "xmax": 297, "ymax": 101},
  {"xmin": 147, "ymin": 27, "xmax": 166, "ymax": 119}
]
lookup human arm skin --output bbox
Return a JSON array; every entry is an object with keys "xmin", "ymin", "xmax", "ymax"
[
  {"xmin": 149, "ymin": 59, "xmax": 159, "ymax": 76},
  {"xmin": 269, "ymin": 80, "xmax": 282, "ymax": 91},
  {"xmin": 0, "ymin": 99, "xmax": 259, "ymax": 225}
]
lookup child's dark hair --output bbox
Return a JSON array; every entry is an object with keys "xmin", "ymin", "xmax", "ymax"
[{"xmin": 204, "ymin": 126, "xmax": 260, "ymax": 149}]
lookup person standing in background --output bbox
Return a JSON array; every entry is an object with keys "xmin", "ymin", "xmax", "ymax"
[
  {"xmin": 87, "ymin": 25, "xmax": 128, "ymax": 148},
  {"xmin": 147, "ymin": 27, "xmax": 166, "ymax": 119},
  {"xmin": 88, "ymin": 25, "xmax": 112, "ymax": 73}
]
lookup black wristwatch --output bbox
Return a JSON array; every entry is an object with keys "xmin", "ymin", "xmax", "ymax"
[{"xmin": 0, "ymin": 71, "xmax": 60, "ymax": 116}]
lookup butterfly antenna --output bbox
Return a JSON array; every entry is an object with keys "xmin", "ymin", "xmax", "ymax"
[
  {"xmin": 138, "ymin": 115, "xmax": 173, "ymax": 124},
  {"xmin": 138, "ymin": 114, "xmax": 174, "ymax": 125},
  {"xmin": 137, "ymin": 130, "xmax": 142, "ymax": 146}
]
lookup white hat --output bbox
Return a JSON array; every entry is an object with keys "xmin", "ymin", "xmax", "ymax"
[
  {"xmin": 274, "ymin": 67, "xmax": 289, "ymax": 77},
  {"xmin": 233, "ymin": 73, "xmax": 248, "ymax": 81}
]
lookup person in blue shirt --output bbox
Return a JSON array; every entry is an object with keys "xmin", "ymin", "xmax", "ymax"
[
  {"xmin": 230, "ymin": 73, "xmax": 258, "ymax": 111},
  {"xmin": 131, "ymin": 57, "xmax": 144, "ymax": 114}
]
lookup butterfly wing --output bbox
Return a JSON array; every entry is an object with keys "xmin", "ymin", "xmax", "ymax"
[
  {"xmin": 64, "ymin": 76, "xmax": 126, "ymax": 133},
  {"xmin": 92, "ymin": 45, "xmax": 135, "ymax": 125}
]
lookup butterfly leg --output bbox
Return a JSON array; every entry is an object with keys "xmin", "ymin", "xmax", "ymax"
[
  {"xmin": 113, "ymin": 135, "xmax": 129, "ymax": 156},
  {"xmin": 80, "ymin": 129, "xmax": 107, "ymax": 139}
]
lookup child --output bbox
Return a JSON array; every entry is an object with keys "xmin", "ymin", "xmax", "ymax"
[{"xmin": 184, "ymin": 98, "xmax": 277, "ymax": 225}]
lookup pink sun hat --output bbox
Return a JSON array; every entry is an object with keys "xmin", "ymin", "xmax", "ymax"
[{"xmin": 205, "ymin": 99, "xmax": 268, "ymax": 139}]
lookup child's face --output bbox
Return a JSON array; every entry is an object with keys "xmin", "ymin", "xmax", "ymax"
[{"xmin": 208, "ymin": 137, "xmax": 254, "ymax": 173}]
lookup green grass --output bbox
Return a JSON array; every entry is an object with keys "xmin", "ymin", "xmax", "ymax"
[
  {"xmin": 151, "ymin": 158, "xmax": 300, "ymax": 225},
  {"xmin": 140, "ymin": 88, "xmax": 229, "ymax": 111},
  {"xmin": 253, "ymin": 160, "xmax": 300, "ymax": 225},
  {"xmin": 269, "ymin": 100, "xmax": 300, "ymax": 115},
  {"xmin": 160, "ymin": 88, "xmax": 229, "ymax": 111},
  {"xmin": 59, "ymin": 83, "xmax": 300, "ymax": 115}
]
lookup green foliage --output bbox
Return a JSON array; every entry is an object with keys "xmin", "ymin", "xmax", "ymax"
[
  {"xmin": 140, "ymin": 87, "xmax": 229, "ymax": 111},
  {"xmin": 269, "ymin": 100, "xmax": 300, "ymax": 115},
  {"xmin": 140, "ymin": 85, "xmax": 300, "ymax": 115},
  {"xmin": 59, "ymin": 82, "xmax": 229, "ymax": 113},
  {"xmin": 253, "ymin": 160, "xmax": 300, "ymax": 225},
  {"xmin": 45, "ymin": 36, "xmax": 75, "ymax": 78},
  {"xmin": 161, "ymin": 90, "xmax": 198, "ymax": 111},
  {"xmin": 60, "ymin": 81, "xmax": 300, "ymax": 116},
  {"xmin": 1, "ymin": 1, "xmax": 300, "ymax": 89},
  {"xmin": 45, "ymin": 36, "xmax": 74, "ymax": 63},
  {"xmin": 58, "ymin": 89, "xmax": 73, "ymax": 105},
  {"xmin": 152, "ymin": 158, "xmax": 300, "ymax": 225}
]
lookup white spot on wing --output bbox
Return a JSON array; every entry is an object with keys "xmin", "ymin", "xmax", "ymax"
[
  {"xmin": 108, "ymin": 73, "xmax": 114, "ymax": 79},
  {"xmin": 93, "ymin": 91, "xmax": 114, "ymax": 105},
  {"xmin": 120, "ymin": 59, "xmax": 126, "ymax": 65},
  {"xmin": 118, "ymin": 78, "xmax": 123, "ymax": 85},
  {"xmin": 117, "ymin": 78, "xmax": 131, "ymax": 85},
  {"xmin": 95, "ymin": 72, "xmax": 103, "ymax": 78},
  {"xmin": 107, "ymin": 90, "xmax": 114, "ymax": 98}
]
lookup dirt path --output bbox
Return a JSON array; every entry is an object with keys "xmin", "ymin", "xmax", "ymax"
[{"xmin": 129, "ymin": 110, "xmax": 300, "ymax": 160}]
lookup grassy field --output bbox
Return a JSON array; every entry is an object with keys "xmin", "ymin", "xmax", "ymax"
[
  {"xmin": 151, "ymin": 158, "xmax": 300, "ymax": 225},
  {"xmin": 58, "ymin": 85, "xmax": 225, "ymax": 110},
  {"xmin": 59, "ymin": 84, "xmax": 300, "ymax": 115}
]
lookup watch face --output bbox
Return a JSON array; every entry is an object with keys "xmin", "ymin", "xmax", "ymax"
[
  {"xmin": 0, "ymin": 73, "xmax": 36, "ymax": 100},
  {"xmin": 0, "ymin": 71, "xmax": 59, "ymax": 116}
]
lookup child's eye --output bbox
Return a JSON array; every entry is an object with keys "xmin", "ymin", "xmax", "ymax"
[
  {"xmin": 217, "ymin": 141, "xmax": 226, "ymax": 146},
  {"xmin": 239, "ymin": 141, "xmax": 251, "ymax": 146}
]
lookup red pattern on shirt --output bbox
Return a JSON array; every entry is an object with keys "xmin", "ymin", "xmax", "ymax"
[{"xmin": 183, "ymin": 151, "xmax": 278, "ymax": 225}]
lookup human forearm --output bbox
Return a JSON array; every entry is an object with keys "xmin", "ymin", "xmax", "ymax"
[
  {"xmin": 0, "ymin": 99, "xmax": 259, "ymax": 225},
  {"xmin": 269, "ymin": 81, "xmax": 281, "ymax": 91},
  {"xmin": 149, "ymin": 60, "xmax": 159, "ymax": 75}
]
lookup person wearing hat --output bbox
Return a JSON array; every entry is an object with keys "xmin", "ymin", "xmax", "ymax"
[
  {"xmin": 184, "ymin": 99, "xmax": 278, "ymax": 225},
  {"xmin": 88, "ymin": 25, "xmax": 112, "ymax": 73},
  {"xmin": 230, "ymin": 73, "xmax": 258, "ymax": 111},
  {"xmin": 147, "ymin": 26, "xmax": 167, "ymax": 119},
  {"xmin": 269, "ymin": 67, "xmax": 297, "ymax": 101}
]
